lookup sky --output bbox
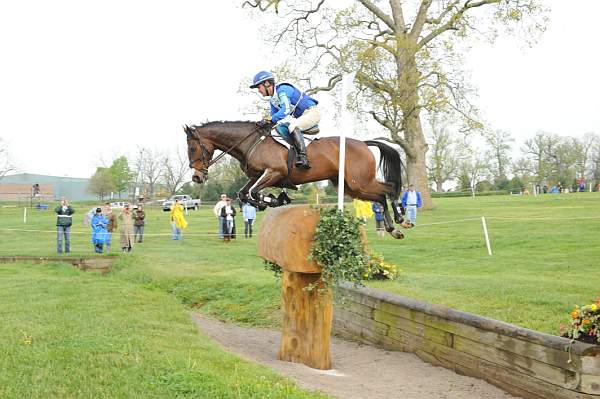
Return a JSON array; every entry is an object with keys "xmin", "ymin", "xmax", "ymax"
[{"xmin": 0, "ymin": 0, "xmax": 598, "ymax": 178}]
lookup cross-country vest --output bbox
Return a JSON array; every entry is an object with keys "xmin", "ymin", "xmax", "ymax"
[{"xmin": 270, "ymin": 82, "xmax": 318, "ymax": 122}]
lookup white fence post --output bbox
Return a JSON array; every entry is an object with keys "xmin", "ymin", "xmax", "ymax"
[
  {"xmin": 481, "ymin": 216, "xmax": 492, "ymax": 256},
  {"xmin": 23, "ymin": 207, "xmax": 27, "ymax": 224}
]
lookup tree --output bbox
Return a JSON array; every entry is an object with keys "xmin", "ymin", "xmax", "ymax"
[
  {"xmin": 426, "ymin": 116, "xmax": 462, "ymax": 192},
  {"xmin": 109, "ymin": 156, "xmax": 133, "ymax": 198},
  {"xmin": 572, "ymin": 132, "xmax": 598, "ymax": 181},
  {"xmin": 161, "ymin": 149, "xmax": 191, "ymax": 196},
  {"xmin": 0, "ymin": 138, "xmax": 15, "ymax": 179},
  {"xmin": 130, "ymin": 148, "xmax": 165, "ymax": 198},
  {"xmin": 484, "ymin": 129, "xmax": 514, "ymax": 184},
  {"xmin": 244, "ymin": 0, "xmax": 546, "ymax": 208},
  {"xmin": 88, "ymin": 167, "xmax": 115, "ymax": 200}
]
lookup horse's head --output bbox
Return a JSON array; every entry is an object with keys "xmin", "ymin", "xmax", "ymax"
[{"xmin": 184, "ymin": 125, "xmax": 214, "ymax": 184}]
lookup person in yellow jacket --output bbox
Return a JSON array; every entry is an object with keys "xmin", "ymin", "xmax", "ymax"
[
  {"xmin": 170, "ymin": 199, "xmax": 188, "ymax": 240},
  {"xmin": 353, "ymin": 198, "xmax": 374, "ymax": 222}
]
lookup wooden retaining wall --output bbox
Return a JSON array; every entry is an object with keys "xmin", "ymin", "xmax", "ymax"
[
  {"xmin": 0, "ymin": 256, "xmax": 114, "ymax": 274},
  {"xmin": 333, "ymin": 283, "xmax": 600, "ymax": 399}
]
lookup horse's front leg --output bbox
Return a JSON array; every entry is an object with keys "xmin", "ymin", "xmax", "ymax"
[
  {"xmin": 249, "ymin": 169, "xmax": 285, "ymax": 207},
  {"xmin": 237, "ymin": 177, "xmax": 259, "ymax": 203}
]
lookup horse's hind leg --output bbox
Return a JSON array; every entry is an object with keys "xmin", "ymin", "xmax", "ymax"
[{"xmin": 346, "ymin": 184, "xmax": 404, "ymax": 240}]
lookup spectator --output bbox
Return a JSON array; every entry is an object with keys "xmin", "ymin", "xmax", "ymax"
[
  {"xmin": 55, "ymin": 197, "xmax": 75, "ymax": 254},
  {"xmin": 371, "ymin": 202, "xmax": 385, "ymax": 237},
  {"xmin": 213, "ymin": 193, "xmax": 228, "ymax": 239},
  {"xmin": 401, "ymin": 184, "xmax": 422, "ymax": 227},
  {"xmin": 103, "ymin": 202, "xmax": 117, "ymax": 254},
  {"xmin": 133, "ymin": 204, "xmax": 146, "ymax": 243},
  {"xmin": 220, "ymin": 198, "xmax": 237, "ymax": 242},
  {"xmin": 170, "ymin": 199, "xmax": 188, "ymax": 240},
  {"xmin": 353, "ymin": 198, "xmax": 374, "ymax": 223},
  {"xmin": 242, "ymin": 202, "xmax": 257, "ymax": 238},
  {"xmin": 119, "ymin": 204, "xmax": 135, "ymax": 253},
  {"xmin": 91, "ymin": 208, "xmax": 109, "ymax": 253}
]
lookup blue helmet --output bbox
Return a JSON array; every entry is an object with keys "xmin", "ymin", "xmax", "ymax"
[{"xmin": 250, "ymin": 70, "xmax": 275, "ymax": 88}]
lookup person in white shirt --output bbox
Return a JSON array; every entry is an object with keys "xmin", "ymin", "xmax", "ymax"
[
  {"xmin": 213, "ymin": 193, "xmax": 228, "ymax": 239},
  {"xmin": 400, "ymin": 184, "xmax": 422, "ymax": 227}
]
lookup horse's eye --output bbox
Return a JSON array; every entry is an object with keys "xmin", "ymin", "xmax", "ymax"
[{"xmin": 190, "ymin": 147, "xmax": 196, "ymax": 153}]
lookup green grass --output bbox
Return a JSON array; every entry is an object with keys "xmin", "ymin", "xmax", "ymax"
[
  {"xmin": 0, "ymin": 193, "xmax": 598, "ymax": 396},
  {"xmin": 0, "ymin": 262, "xmax": 327, "ymax": 398}
]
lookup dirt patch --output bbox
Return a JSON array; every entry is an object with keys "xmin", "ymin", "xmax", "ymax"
[{"xmin": 191, "ymin": 313, "xmax": 521, "ymax": 399}]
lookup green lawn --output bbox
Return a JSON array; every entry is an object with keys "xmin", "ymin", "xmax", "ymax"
[{"xmin": 0, "ymin": 193, "xmax": 598, "ymax": 396}]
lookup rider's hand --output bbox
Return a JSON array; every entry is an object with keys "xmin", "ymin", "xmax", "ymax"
[{"xmin": 256, "ymin": 119, "xmax": 271, "ymax": 128}]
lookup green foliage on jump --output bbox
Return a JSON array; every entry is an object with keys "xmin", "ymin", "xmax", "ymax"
[{"xmin": 311, "ymin": 208, "xmax": 367, "ymax": 291}]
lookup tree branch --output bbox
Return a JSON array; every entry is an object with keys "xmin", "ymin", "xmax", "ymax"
[{"xmin": 357, "ymin": 0, "xmax": 396, "ymax": 32}]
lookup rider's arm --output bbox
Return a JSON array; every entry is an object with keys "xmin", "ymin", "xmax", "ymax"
[{"xmin": 271, "ymin": 89, "xmax": 292, "ymax": 122}]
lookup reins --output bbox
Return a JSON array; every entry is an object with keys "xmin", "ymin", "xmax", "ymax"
[{"xmin": 191, "ymin": 125, "xmax": 265, "ymax": 169}]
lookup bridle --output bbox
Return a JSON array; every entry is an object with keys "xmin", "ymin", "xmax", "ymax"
[{"xmin": 187, "ymin": 125, "xmax": 265, "ymax": 176}]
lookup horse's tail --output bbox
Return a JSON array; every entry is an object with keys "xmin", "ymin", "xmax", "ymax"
[{"xmin": 364, "ymin": 140, "xmax": 403, "ymax": 200}]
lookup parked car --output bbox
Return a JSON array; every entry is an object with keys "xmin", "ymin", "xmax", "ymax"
[{"xmin": 162, "ymin": 195, "xmax": 201, "ymax": 211}]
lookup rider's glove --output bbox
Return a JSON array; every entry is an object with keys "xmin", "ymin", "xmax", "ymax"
[{"xmin": 256, "ymin": 119, "xmax": 271, "ymax": 128}]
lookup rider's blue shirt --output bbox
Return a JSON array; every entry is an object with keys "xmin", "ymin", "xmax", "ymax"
[{"xmin": 269, "ymin": 83, "xmax": 318, "ymax": 123}]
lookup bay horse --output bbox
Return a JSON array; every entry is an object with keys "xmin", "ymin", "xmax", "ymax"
[{"xmin": 184, "ymin": 121, "xmax": 406, "ymax": 239}]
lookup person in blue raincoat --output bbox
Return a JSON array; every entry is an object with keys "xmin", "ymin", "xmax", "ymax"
[
  {"xmin": 250, "ymin": 70, "xmax": 319, "ymax": 169},
  {"xmin": 91, "ymin": 207, "xmax": 109, "ymax": 253}
]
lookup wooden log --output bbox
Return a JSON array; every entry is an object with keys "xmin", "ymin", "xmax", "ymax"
[
  {"xmin": 278, "ymin": 270, "xmax": 332, "ymax": 370},
  {"xmin": 257, "ymin": 206, "xmax": 322, "ymax": 273}
]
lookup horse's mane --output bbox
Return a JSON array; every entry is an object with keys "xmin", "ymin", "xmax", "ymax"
[{"xmin": 196, "ymin": 120, "xmax": 255, "ymax": 129}]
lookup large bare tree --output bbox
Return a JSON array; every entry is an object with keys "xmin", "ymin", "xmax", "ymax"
[
  {"xmin": 161, "ymin": 149, "xmax": 191, "ymax": 196},
  {"xmin": 243, "ymin": 0, "xmax": 546, "ymax": 208},
  {"xmin": 426, "ymin": 116, "xmax": 462, "ymax": 192}
]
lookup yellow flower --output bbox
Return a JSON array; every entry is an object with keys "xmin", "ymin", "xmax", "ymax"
[
  {"xmin": 591, "ymin": 304, "xmax": 598, "ymax": 312},
  {"xmin": 583, "ymin": 319, "xmax": 591, "ymax": 325}
]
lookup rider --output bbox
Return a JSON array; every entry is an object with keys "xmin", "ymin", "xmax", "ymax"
[{"xmin": 250, "ymin": 70, "xmax": 319, "ymax": 169}]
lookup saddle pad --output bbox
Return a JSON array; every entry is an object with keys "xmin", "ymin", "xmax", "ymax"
[{"xmin": 270, "ymin": 128, "xmax": 317, "ymax": 149}]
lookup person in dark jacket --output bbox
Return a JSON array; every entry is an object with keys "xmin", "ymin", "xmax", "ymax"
[
  {"xmin": 133, "ymin": 204, "xmax": 146, "ymax": 243},
  {"xmin": 220, "ymin": 198, "xmax": 237, "ymax": 242},
  {"xmin": 55, "ymin": 197, "xmax": 75, "ymax": 254}
]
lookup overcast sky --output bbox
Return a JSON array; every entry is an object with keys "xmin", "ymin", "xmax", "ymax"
[{"xmin": 0, "ymin": 0, "xmax": 598, "ymax": 178}]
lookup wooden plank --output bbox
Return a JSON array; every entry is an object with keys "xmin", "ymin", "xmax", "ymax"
[
  {"xmin": 338, "ymin": 284, "xmax": 595, "ymax": 356},
  {"xmin": 580, "ymin": 373, "xmax": 600, "ymax": 395},
  {"xmin": 454, "ymin": 334, "xmax": 580, "ymax": 391},
  {"xmin": 373, "ymin": 308, "xmax": 454, "ymax": 347},
  {"xmin": 335, "ymin": 308, "xmax": 389, "ymax": 336},
  {"xmin": 370, "ymin": 303, "xmax": 582, "ymax": 372}
]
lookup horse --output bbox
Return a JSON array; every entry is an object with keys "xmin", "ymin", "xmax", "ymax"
[{"xmin": 184, "ymin": 121, "xmax": 407, "ymax": 239}]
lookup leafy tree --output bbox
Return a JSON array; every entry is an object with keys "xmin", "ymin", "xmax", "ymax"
[
  {"xmin": 88, "ymin": 167, "xmax": 115, "ymax": 200},
  {"xmin": 244, "ymin": 0, "xmax": 546, "ymax": 208},
  {"xmin": 109, "ymin": 156, "xmax": 133, "ymax": 199}
]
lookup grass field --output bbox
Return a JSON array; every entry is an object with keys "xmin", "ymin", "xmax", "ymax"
[{"xmin": 0, "ymin": 193, "xmax": 598, "ymax": 397}]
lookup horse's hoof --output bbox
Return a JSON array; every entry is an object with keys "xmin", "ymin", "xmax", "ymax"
[
  {"xmin": 390, "ymin": 229, "xmax": 404, "ymax": 239},
  {"xmin": 400, "ymin": 220, "xmax": 412, "ymax": 229}
]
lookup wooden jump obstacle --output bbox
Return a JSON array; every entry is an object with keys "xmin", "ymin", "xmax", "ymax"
[{"xmin": 257, "ymin": 205, "xmax": 333, "ymax": 370}]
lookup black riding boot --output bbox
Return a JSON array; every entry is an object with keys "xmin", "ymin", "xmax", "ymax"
[{"xmin": 291, "ymin": 128, "xmax": 310, "ymax": 169}]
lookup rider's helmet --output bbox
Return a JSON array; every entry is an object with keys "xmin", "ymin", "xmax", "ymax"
[{"xmin": 249, "ymin": 71, "xmax": 275, "ymax": 88}]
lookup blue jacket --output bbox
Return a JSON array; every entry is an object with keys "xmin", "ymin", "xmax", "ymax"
[
  {"xmin": 242, "ymin": 204, "xmax": 257, "ymax": 220},
  {"xmin": 401, "ymin": 191, "xmax": 422, "ymax": 208},
  {"xmin": 371, "ymin": 202, "xmax": 385, "ymax": 222},
  {"xmin": 91, "ymin": 214, "xmax": 109, "ymax": 244},
  {"xmin": 270, "ymin": 83, "xmax": 318, "ymax": 122}
]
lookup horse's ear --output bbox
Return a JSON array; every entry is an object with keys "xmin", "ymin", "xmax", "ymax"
[{"xmin": 183, "ymin": 125, "xmax": 193, "ymax": 139}]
